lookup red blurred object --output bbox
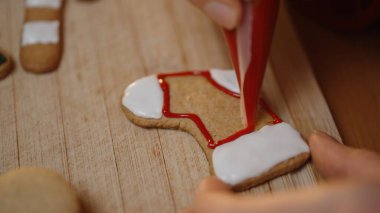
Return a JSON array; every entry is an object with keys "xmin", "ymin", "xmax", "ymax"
[
  {"xmin": 223, "ymin": 0, "xmax": 279, "ymax": 130},
  {"xmin": 289, "ymin": 0, "xmax": 380, "ymax": 30}
]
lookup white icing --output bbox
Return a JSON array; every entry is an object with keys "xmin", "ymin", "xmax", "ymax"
[
  {"xmin": 210, "ymin": 69, "xmax": 240, "ymax": 94},
  {"xmin": 26, "ymin": 0, "xmax": 62, "ymax": 9},
  {"xmin": 122, "ymin": 75, "xmax": 163, "ymax": 119},
  {"xmin": 22, "ymin": 21, "xmax": 60, "ymax": 46},
  {"xmin": 213, "ymin": 122, "xmax": 309, "ymax": 186}
]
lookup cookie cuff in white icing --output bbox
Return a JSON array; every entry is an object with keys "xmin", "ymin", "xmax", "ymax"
[
  {"xmin": 22, "ymin": 21, "xmax": 60, "ymax": 46},
  {"xmin": 210, "ymin": 69, "xmax": 240, "ymax": 94},
  {"xmin": 122, "ymin": 75, "xmax": 163, "ymax": 119},
  {"xmin": 26, "ymin": 0, "xmax": 62, "ymax": 9},
  {"xmin": 212, "ymin": 122, "xmax": 310, "ymax": 186}
]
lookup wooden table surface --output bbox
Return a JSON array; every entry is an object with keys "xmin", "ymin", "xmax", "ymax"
[
  {"xmin": 289, "ymin": 8, "xmax": 380, "ymax": 153},
  {"xmin": 1, "ymin": 0, "xmax": 369, "ymax": 212}
]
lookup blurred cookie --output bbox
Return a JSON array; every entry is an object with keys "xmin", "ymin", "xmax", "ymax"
[
  {"xmin": 20, "ymin": 0, "xmax": 65, "ymax": 73},
  {"xmin": 0, "ymin": 168, "xmax": 81, "ymax": 213}
]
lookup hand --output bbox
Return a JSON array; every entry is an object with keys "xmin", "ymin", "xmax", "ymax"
[
  {"xmin": 190, "ymin": 0, "xmax": 243, "ymax": 29},
  {"xmin": 183, "ymin": 131, "xmax": 380, "ymax": 213}
]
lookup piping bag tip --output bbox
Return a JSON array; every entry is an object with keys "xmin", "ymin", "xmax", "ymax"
[{"xmin": 223, "ymin": 0, "xmax": 279, "ymax": 130}]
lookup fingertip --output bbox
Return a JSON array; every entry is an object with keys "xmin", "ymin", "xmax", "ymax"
[
  {"xmin": 194, "ymin": 176, "xmax": 239, "ymax": 213},
  {"xmin": 308, "ymin": 130, "xmax": 326, "ymax": 157},
  {"xmin": 308, "ymin": 130, "xmax": 348, "ymax": 179},
  {"xmin": 309, "ymin": 130, "xmax": 343, "ymax": 153},
  {"xmin": 190, "ymin": 0, "xmax": 242, "ymax": 29},
  {"xmin": 197, "ymin": 176, "xmax": 231, "ymax": 194}
]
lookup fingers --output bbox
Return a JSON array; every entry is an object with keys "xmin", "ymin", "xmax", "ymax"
[
  {"xmin": 188, "ymin": 176, "xmax": 380, "ymax": 213},
  {"xmin": 196, "ymin": 176, "xmax": 231, "ymax": 194},
  {"xmin": 308, "ymin": 131, "xmax": 349, "ymax": 179},
  {"xmin": 185, "ymin": 132, "xmax": 380, "ymax": 213},
  {"xmin": 309, "ymin": 131, "xmax": 380, "ymax": 183},
  {"xmin": 190, "ymin": 0, "xmax": 242, "ymax": 29},
  {"xmin": 192, "ymin": 177, "xmax": 239, "ymax": 213},
  {"xmin": 244, "ymin": 182, "xmax": 380, "ymax": 213}
]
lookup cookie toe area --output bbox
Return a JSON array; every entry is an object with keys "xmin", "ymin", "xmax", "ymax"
[
  {"xmin": 20, "ymin": 44, "xmax": 62, "ymax": 73},
  {"xmin": 122, "ymin": 75, "xmax": 163, "ymax": 119},
  {"xmin": 212, "ymin": 122, "xmax": 310, "ymax": 188}
]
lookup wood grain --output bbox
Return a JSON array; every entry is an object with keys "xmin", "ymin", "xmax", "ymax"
[
  {"xmin": 0, "ymin": 0, "xmax": 18, "ymax": 173},
  {"xmin": 0, "ymin": 0, "xmax": 340, "ymax": 212},
  {"xmin": 289, "ymin": 5, "xmax": 380, "ymax": 153}
]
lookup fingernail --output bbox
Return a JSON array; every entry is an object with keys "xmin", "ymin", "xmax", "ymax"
[
  {"xmin": 203, "ymin": 1, "xmax": 238, "ymax": 29},
  {"xmin": 312, "ymin": 130, "xmax": 342, "ymax": 143},
  {"xmin": 308, "ymin": 130, "xmax": 328, "ymax": 145}
]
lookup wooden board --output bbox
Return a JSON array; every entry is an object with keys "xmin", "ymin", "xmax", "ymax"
[
  {"xmin": 289, "ymin": 7, "xmax": 380, "ymax": 153},
  {"xmin": 0, "ymin": 0, "xmax": 340, "ymax": 212}
]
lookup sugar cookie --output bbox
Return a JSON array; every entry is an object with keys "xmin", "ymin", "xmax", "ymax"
[
  {"xmin": 121, "ymin": 69, "xmax": 310, "ymax": 190},
  {"xmin": 20, "ymin": 0, "xmax": 65, "ymax": 73},
  {"xmin": 0, "ymin": 168, "xmax": 80, "ymax": 213}
]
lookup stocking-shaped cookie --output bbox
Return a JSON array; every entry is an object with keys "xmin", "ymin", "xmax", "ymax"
[
  {"xmin": 20, "ymin": 0, "xmax": 65, "ymax": 73},
  {"xmin": 122, "ymin": 69, "xmax": 309, "ymax": 191},
  {"xmin": 122, "ymin": 0, "xmax": 308, "ymax": 191}
]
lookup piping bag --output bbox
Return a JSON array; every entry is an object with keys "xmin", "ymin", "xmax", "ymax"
[{"xmin": 223, "ymin": 0, "xmax": 279, "ymax": 131}]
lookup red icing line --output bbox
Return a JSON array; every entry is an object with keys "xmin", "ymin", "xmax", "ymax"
[
  {"xmin": 157, "ymin": 71, "xmax": 282, "ymax": 149},
  {"xmin": 260, "ymin": 99, "xmax": 282, "ymax": 125}
]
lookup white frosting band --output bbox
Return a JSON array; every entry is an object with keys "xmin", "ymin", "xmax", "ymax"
[
  {"xmin": 22, "ymin": 21, "xmax": 60, "ymax": 46},
  {"xmin": 210, "ymin": 69, "xmax": 240, "ymax": 94},
  {"xmin": 26, "ymin": 0, "xmax": 62, "ymax": 9},
  {"xmin": 213, "ymin": 122, "xmax": 309, "ymax": 186},
  {"xmin": 122, "ymin": 75, "xmax": 163, "ymax": 119}
]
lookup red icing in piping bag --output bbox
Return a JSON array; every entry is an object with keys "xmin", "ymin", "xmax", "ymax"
[{"xmin": 224, "ymin": 0, "xmax": 279, "ymax": 131}]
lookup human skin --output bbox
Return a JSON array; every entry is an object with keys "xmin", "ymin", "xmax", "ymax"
[
  {"xmin": 190, "ymin": 0, "xmax": 243, "ymax": 29},
  {"xmin": 188, "ymin": 1, "xmax": 380, "ymax": 212},
  {"xmin": 190, "ymin": 0, "xmax": 245, "ymax": 29},
  {"xmin": 182, "ymin": 131, "xmax": 380, "ymax": 213}
]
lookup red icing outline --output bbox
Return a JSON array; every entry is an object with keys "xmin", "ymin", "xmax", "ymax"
[{"xmin": 157, "ymin": 71, "xmax": 282, "ymax": 149}]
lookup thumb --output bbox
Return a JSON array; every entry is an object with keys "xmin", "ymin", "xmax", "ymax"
[
  {"xmin": 196, "ymin": 176, "xmax": 232, "ymax": 196},
  {"xmin": 190, "ymin": 0, "xmax": 242, "ymax": 29},
  {"xmin": 193, "ymin": 176, "xmax": 238, "ymax": 213},
  {"xmin": 309, "ymin": 131, "xmax": 380, "ymax": 183}
]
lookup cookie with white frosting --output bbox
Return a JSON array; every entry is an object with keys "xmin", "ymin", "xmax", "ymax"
[
  {"xmin": 20, "ymin": 0, "xmax": 65, "ymax": 73},
  {"xmin": 121, "ymin": 69, "xmax": 310, "ymax": 190}
]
